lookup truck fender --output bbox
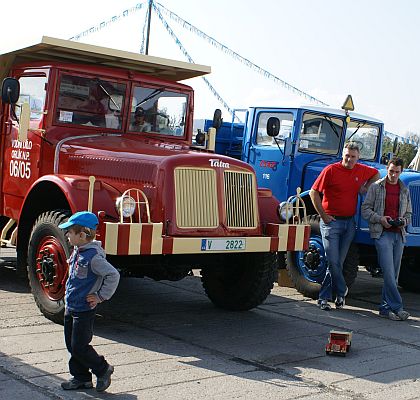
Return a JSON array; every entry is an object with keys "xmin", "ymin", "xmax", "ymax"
[
  {"xmin": 21, "ymin": 174, "xmax": 120, "ymax": 216},
  {"xmin": 257, "ymin": 188, "xmax": 281, "ymax": 225}
]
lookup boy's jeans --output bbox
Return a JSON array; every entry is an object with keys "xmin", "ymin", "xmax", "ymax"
[
  {"xmin": 64, "ymin": 308, "xmax": 108, "ymax": 382},
  {"xmin": 319, "ymin": 218, "xmax": 356, "ymax": 301},
  {"xmin": 375, "ymin": 231, "xmax": 404, "ymax": 314}
]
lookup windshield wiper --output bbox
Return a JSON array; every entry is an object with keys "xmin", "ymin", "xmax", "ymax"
[
  {"xmin": 347, "ymin": 121, "xmax": 366, "ymax": 141},
  {"xmin": 95, "ymin": 78, "xmax": 121, "ymax": 111},
  {"xmin": 323, "ymin": 115, "xmax": 340, "ymax": 138},
  {"xmin": 136, "ymin": 88, "xmax": 166, "ymax": 108}
]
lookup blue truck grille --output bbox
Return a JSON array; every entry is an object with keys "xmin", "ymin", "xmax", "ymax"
[{"xmin": 409, "ymin": 183, "xmax": 420, "ymax": 230}]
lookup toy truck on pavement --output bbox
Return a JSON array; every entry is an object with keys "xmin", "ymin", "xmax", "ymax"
[
  {"xmin": 0, "ymin": 37, "xmax": 310, "ymax": 323},
  {"xmin": 209, "ymin": 103, "xmax": 420, "ymax": 298},
  {"xmin": 325, "ymin": 330, "xmax": 352, "ymax": 356}
]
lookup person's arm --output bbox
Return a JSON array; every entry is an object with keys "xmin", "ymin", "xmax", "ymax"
[
  {"xmin": 88, "ymin": 256, "xmax": 120, "ymax": 307},
  {"xmin": 359, "ymin": 169, "xmax": 380, "ymax": 195},
  {"xmin": 309, "ymin": 189, "xmax": 334, "ymax": 224}
]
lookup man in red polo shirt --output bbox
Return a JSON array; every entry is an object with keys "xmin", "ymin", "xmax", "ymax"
[{"xmin": 310, "ymin": 142, "xmax": 379, "ymax": 310}]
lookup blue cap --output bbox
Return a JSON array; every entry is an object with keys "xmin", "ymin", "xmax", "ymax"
[{"xmin": 58, "ymin": 211, "xmax": 99, "ymax": 230}]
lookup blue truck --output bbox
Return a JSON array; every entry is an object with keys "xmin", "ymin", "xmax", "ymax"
[{"xmin": 206, "ymin": 103, "xmax": 420, "ymax": 298}]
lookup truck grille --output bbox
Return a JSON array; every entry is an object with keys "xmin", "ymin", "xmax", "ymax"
[
  {"xmin": 409, "ymin": 183, "xmax": 420, "ymax": 231},
  {"xmin": 175, "ymin": 168, "xmax": 219, "ymax": 228},
  {"xmin": 224, "ymin": 171, "xmax": 258, "ymax": 228}
]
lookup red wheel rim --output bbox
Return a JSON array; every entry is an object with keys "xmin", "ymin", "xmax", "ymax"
[{"xmin": 35, "ymin": 235, "xmax": 68, "ymax": 301}]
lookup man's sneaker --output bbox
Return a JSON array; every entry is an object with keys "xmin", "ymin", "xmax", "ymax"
[
  {"xmin": 335, "ymin": 287, "xmax": 348, "ymax": 309},
  {"xmin": 318, "ymin": 299, "xmax": 331, "ymax": 311},
  {"xmin": 96, "ymin": 365, "xmax": 114, "ymax": 392},
  {"xmin": 61, "ymin": 378, "xmax": 93, "ymax": 390},
  {"xmin": 397, "ymin": 310, "xmax": 410, "ymax": 320},
  {"xmin": 335, "ymin": 296, "xmax": 345, "ymax": 309},
  {"xmin": 379, "ymin": 310, "xmax": 402, "ymax": 321}
]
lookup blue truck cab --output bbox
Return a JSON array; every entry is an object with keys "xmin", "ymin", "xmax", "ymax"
[{"xmin": 208, "ymin": 105, "xmax": 420, "ymax": 298}]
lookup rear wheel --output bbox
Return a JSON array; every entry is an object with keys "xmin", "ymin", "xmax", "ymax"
[
  {"xmin": 286, "ymin": 215, "xmax": 359, "ymax": 299},
  {"xmin": 201, "ymin": 252, "xmax": 277, "ymax": 310},
  {"xmin": 27, "ymin": 210, "xmax": 71, "ymax": 324}
]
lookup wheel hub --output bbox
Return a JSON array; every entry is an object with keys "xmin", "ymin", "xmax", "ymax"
[
  {"xmin": 37, "ymin": 248, "xmax": 57, "ymax": 286},
  {"xmin": 304, "ymin": 245, "xmax": 321, "ymax": 271}
]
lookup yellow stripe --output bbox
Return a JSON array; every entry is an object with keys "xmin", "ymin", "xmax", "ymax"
[
  {"xmin": 128, "ymin": 224, "xmax": 142, "ymax": 255},
  {"xmin": 104, "ymin": 223, "xmax": 118, "ymax": 255},
  {"xmin": 295, "ymin": 225, "xmax": 305, "ymax": 250},
  {"xmin": 277, "ymin": 225, "xmax": 289, "ymax": 252},
  {"xmin": 151, "ymin": 223, "xmax": 163, "ymax": 254}
]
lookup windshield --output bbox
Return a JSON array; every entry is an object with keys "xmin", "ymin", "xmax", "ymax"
[
  {"xmin": 298, "ymin": 113, "xmax": 344, "ymax": 155},
  {"xmin": 345, "ymin": 120, "xmax": 380, "ymax": 160},
  {"xmin": 129, "ymin": 86, "xmax": 188, "ymax": 137},
  {"xmin": 55, "ymin": 74, "xmax": 126, "ymax": 129}
]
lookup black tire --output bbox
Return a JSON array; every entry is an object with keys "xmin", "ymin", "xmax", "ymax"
[
  {"xmin": 286, "ymin": 215, "xmax": 359, "ymax": 299},
  {"xmin": 201, "ymin": 252, "xmax": 277, "ymax": 311},
  {"xmin": 27, "ymin": 210, "xmax": 71, "ymax": 324},
  {"xmin": 398, "ymin": 255, "xmax": 420, "ymax": 292}
]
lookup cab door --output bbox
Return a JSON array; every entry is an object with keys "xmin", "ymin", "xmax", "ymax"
[
  {"xmin": 2, "ymin": 73, "xmax": 48, "ymax": 205},
  {"xmin": 245, "ymin": 109, "xmax": 296, "ymax": 202}
]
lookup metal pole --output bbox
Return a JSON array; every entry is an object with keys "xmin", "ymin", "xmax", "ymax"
[{"xmin": 145, "ymin": 0, "xmax": 153, "ymax": 55}]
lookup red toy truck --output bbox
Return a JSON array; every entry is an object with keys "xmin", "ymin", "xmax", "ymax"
[
  {"xmin": 325, "ymin": 330, "xmax": 352, "ymax": 356},
  {"xmin": 0, "ymin": 37, "xmax": 310, "ymax": 323}
]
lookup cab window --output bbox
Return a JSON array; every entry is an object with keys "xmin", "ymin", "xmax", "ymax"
[
  {"xmin": 55, "ymin": 74, "xmax": 126, "ymax": 129},
  {"xmin": 256, "ymin": 112, "xmax": 294, "ymax": 146},
  {"xmin": 16, "ymin": 75, "xmax": 48, "ymax": 128},
  {"xmin": 298, "ymin": 113, "xmax": 344, "ymax": 155},
  {"xmin": 129, "ymin": 86, "xmax": 187, "ymax": 136}
]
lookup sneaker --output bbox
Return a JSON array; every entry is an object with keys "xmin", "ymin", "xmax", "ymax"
[
  {"xmin": 96, "ymin": 364, "xmax": 114, "ymax": 392},
  {"xmin": 318, "ymin": 299, "xmax": 331, "ymax": 311},
  {"xmin": 335, "ymin": 296, "xmax": 345, "ymax": 309},
  {"xmin": 379, "ymin": 310, "xmax": 402, "ymax": 321},
  {"xmin": 397, "ymin": 310, "xmax": 410, "ymax": 320},
  {"xmin": 335, "ymin": 287, "xmax": 348, "ymax": 309},
  {"xmin": 61, "ymin": 378, "xmax": 93, "ymax": 390}
]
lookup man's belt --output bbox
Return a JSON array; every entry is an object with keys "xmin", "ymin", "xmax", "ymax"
[{"xmin": 332, "ymin": 215, "xmax": 353, "ymax": 220}]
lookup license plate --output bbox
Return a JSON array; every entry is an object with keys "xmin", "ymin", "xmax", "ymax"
[{"xmin": 201, "ymin": 238, "xmax": 246, "ymax": 251}]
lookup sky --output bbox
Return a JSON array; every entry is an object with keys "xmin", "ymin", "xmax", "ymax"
[{"xmin": 1, "ymin": 0, "xmax": 419, "ymax": 138}]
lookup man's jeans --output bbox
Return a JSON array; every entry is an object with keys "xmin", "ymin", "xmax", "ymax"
[
  {"xmin": 64, "ymin": 308, "xmax": 108, "ymax": 382},
  {"xmin": 319, "ymin": 218, "xmax": 356, "ymax": 301},
  {"xmin": 375, "ymin": 231, "xmax": 404, "ymax": 314}
]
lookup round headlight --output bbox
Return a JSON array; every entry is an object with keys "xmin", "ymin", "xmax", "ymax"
[
  {"xmin": 116, "ymin": 195, "xmax": 136, "ymax": 218},
  {"xmin": 278, "ymin": 201, "xmax": 293, "ymax": 221}
]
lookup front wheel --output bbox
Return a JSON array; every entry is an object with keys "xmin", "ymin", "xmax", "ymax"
[
  {"xmin": 286, "ymin": 215, "xmax": 359, "ymax": 299},
  {"xmin": 201, "ymin": 252, "xmax": 277, "ymax": 311},
  {"xmin": 27, "ymin": 210, "xmax": 71, "ymax": 324}
]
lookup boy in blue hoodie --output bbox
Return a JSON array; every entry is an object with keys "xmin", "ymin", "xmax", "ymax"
[{"xmin": 58, "ymin": 211, "xmax": 120, "ymax": 392}]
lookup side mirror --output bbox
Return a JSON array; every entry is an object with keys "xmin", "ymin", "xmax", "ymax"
[
  {"xmin": 266, "ymin": 117, "xmax": 280, "ymax": 137},
  {"xmin": 1, "ymin": 78, "xmax": 20, "ymax": 104},
  {"xmin": 18, "ymin": 102, "xmax": 30, "ymax": 142},
  {"xmin": 212, "ymin": 109, "xmax": 222, "ymax": 130}
]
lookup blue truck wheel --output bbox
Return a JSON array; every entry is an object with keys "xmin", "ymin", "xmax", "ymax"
[{"xmin": 286, "ymin": 215, "xmax": 359, "ymax": 299}]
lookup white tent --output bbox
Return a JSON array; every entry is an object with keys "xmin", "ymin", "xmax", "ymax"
[{"xmin": 408, "ymin": 148, "xmax": 420, "ymax": 171}]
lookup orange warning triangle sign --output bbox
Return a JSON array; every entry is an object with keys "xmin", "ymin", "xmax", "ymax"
[{"xmin": 342, "ymin": 95, "xmax": 354, "ymax": 111}]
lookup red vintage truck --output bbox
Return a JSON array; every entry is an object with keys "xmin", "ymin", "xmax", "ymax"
[{"xmin": 0, "ymin": 37, "xmax": 310, "ymax": 323}]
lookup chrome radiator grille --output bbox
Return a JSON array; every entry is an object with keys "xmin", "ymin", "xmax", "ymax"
[
  {"xmin": 224, "ymin": 171, "xmax": 257, "ymax": 228},
  {"xmin": 409, "ymin": 183, "xmax": 420, "ymax": 230},
  {"xmin": 174, "ymin": 168, "xmax": 218, "ymax": 228}
]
